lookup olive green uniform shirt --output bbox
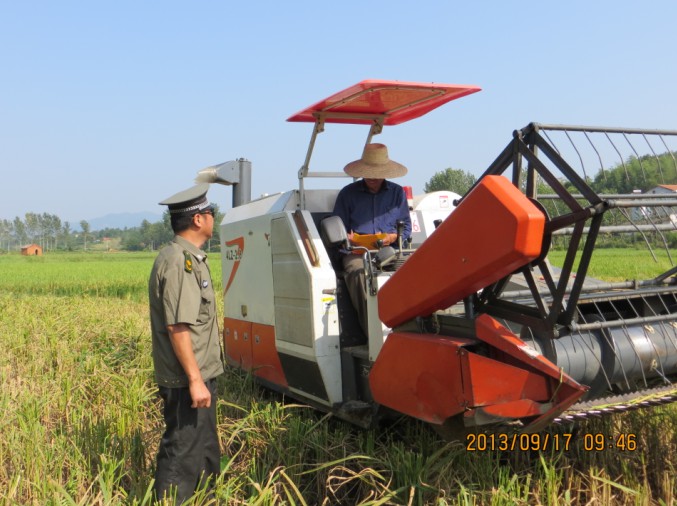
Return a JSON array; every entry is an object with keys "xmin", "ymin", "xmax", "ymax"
[{"xmin": 149, "ymin": 235, "xmax": 224, "ymax": 387}]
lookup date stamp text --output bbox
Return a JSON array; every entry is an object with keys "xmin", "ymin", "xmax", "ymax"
[{"xmin": 465, "ymin": 432, "xmax": 637, "ymax": 452}]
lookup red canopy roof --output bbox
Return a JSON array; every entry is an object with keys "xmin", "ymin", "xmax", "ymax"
[{"xmin": 287, "ymin": 79, "xmax": 481, "ymax": 126}]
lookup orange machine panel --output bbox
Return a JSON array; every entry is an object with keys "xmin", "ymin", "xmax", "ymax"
[
  {"xmin": 378, "ymin": 176, "xmax": 545, "ymax": 328},
  {"xmin": 473, "ymin": 314, "xmax": 587, "ymax": 431},
  {"xmin": 369, "ymin": 332, "xmax": 471, "ymax": 424},
  {"xmin": 251, "ymin": 323, "xmax": 288, "ymax": 388},
  {"xmin": 460, "ymin": 351, "xmax": 551, "ymax": 406},
  {"xmin": 370, "ymin": 321, "xmax": 586, "ymax": 428},
  {"xmin": 287, "ymin": 79, "xmax": 481, "ymax": 126},
  {"xmin": 224, "ymin": 317, "xmax": 252, "ymax": 371}
]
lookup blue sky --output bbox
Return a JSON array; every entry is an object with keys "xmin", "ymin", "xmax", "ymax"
[{"xmin": 2, "ymin": 1, "xmax": 676, "ymax": 224}]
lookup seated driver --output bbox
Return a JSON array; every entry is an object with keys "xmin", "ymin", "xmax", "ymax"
[{"xmin": 332, "ymin": 143, "xmax": 412, "ymax": 335}]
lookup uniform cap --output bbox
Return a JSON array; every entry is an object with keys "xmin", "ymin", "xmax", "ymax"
[
  {"xmin": 343, "ymin": 143, "xmax": 408, "ymax": 179},
  {"xmin": 159, "ymin": 183, "xmax": 214, "ymax": 216}
]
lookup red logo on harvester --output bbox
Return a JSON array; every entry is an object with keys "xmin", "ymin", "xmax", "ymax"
[{"xmin": 224, "ymin": 237, "xmax": 244, "ymax": 294}]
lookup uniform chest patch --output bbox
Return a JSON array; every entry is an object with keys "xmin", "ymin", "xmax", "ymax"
[
  {"xmin": 184, "ymin": 251, "xmax": 193, "ymax": 273},
  {"xmin": 202, "ymin": 280, "xmax": 209, "ymax": 288}
]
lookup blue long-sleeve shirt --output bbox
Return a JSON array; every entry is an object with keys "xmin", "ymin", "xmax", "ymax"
[{"xmin": 332, "ymin": 179, "xmax": 412, "ymax": 241}]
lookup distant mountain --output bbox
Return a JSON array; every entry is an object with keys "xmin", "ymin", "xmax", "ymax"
[{"xmin": 86, "ymin": 212, "xmax": 163, "ymax": 231}]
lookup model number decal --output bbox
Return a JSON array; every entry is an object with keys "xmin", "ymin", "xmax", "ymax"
[
  {"xmin": 225, "ymin": 248, "xmax": 242, "ymax": 261},
  {"xmin": 224, "ymin": 237, "xmax": 245, "ymax": 294}
]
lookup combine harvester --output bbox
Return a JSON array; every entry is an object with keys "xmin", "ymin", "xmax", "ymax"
[{"xmin": 199, "ymin": 80, "xmax": 677, "ymax": 435}]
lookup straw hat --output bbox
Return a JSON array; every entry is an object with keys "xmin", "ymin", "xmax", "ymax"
[{"xmin": 343, "ymin": 143, "xmax": 408, "ymax": 179}]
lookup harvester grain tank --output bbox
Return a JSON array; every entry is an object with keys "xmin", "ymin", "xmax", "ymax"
[{"xmin": 205, "ymin": 80, "xmax": 677, "ymax": 434}]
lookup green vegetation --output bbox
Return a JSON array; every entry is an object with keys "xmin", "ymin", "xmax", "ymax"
[
  {"xmin": 548, "ymin": 247, "xmax": 676, "ymax": 281},
  {"xmin": 0, "ymin": 205, "xmax": 224, "ymax": 254},
  {"xmin": 424, "ymin": 168, "xmax": 477, "ymax": 195},
  {"xmin": 591, "ymin": 152, "xmax": 677, "ymax": 194},
  {"xmin": 424, "ymin": 151, "xmax": 677, "ymax": 197},
  {"xmin": 1, "ymin": 252, "xmax": 160, "ymax": 301},
  {"xmin": 2, "ymin": 251, "xmax": 677, "ymax": 504}
]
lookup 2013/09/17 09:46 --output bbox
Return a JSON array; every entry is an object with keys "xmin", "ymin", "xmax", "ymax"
[{"xmin": 465, "ymin": 432, "xmax": 637, "ymax": 452}]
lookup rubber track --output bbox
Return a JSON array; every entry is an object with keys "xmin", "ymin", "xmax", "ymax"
[{"xmin": 553, "ymin": 384, "xmax": 677, "ymax": 424}]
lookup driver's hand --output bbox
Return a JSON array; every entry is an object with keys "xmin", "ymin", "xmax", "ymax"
[{"xmin": 381, "ymin": 233, "xmax": 398, "ymax": 246}]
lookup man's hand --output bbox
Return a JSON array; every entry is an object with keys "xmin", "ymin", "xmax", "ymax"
[
  {"xmin": 381, "ymin": 233, "xmax": 398, "ymax": 246},
  {"xmin": 188, "ymin": 378, "xmax": 211, "ymax": 408}
]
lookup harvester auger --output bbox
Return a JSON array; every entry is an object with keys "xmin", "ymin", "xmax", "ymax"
[{"xmin": 206, "ymin": 80, "xmax": 677, "ymax": 435}]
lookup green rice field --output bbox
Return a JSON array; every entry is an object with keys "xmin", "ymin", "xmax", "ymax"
[{"xmin": 2, "ymin": 250, "xmax": 677, "ymax": 504}]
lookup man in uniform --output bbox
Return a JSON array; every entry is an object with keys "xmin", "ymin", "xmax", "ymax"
[
  {"xmin": 332, "ymin": 143, "xmax": 412, "ymax": 336},
  {"xmin": 148, "ymin": 183, "xmax": 224, "ymax": 503}
]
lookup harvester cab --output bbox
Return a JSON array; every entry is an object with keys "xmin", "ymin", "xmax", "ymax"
[{"xmin": 205, "ymin": 80, "xmax": 677, "ymax": 435}]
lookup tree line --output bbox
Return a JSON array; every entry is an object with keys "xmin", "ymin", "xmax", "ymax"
[
  {"xmin": 0, "ymin": 213, "xmax": 71, "ymax": 252},
  {"xmin": 0, "ymin": 205, "xmax": 223, "ymax": 253},
  {"xmin": 425, "ymin": 151, "xmax": 677, "ymax": 196}
]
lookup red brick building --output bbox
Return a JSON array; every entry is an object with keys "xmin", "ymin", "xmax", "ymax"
[{"xmin": 21, "ymin": 244, "xmax": 43, "ymax": 256}]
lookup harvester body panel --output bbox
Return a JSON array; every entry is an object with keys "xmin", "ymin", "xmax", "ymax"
[
  {"xmin": 409, "ymin": 190, "xmax": 461, "ymax": 247},
  {"xmin": 222, "ymin": 190, "xmax": 345, "ymax": 406}
]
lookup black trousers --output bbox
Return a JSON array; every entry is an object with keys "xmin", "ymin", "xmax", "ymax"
[
  {"xmin": 154, "ymin": 378, "xmax": 220, "ymax": 504},
  {"xmin": 342, "ymin": 254, "xmax": 369, "ymax": 336}
]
